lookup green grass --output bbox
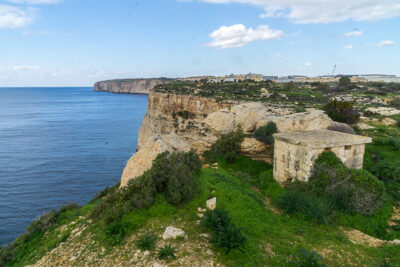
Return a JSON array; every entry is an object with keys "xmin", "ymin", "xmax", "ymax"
[{"xmin": 4, "ymin": 155, "xmax": 400, "ymax": 267}]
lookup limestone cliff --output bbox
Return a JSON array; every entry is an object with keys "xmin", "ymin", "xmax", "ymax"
[
  {"xmin": 93, "ymin": 78, "xmax": 173, "ymax": 94},
  {"xmin": 120, "ymin": 91, "xmax": 337, "ymax": 187}
]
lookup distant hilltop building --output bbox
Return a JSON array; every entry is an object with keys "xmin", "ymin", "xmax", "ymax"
[{"xmin": 178, "ymin": 74, "xmax": 400, "ymax": 84}]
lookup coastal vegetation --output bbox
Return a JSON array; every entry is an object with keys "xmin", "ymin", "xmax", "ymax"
[{"xmin": 1, "ymin": 80, "xmax": 400, "ymax": 266}]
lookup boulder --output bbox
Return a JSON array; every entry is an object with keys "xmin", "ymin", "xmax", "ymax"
[
  {"xmin": 162, "ymin": 226, "xmax": 185, "ymax": 240},
  {"xmin": 381, "ymin": 118, "xmax": 397, "ymax": 126},
  {"xmin": 366, "ymin": 107, "xmax": 400, "ymax": 116},
  {"xmin": 328, "ymin": 121, "xmax": 356, "ymax": 134},
  {"xmin": 357, "ymin": 123, "xmax": 375, "ymax": 130},
  {"xmin": 206, "ymin": 197, "xmax": 217, "ymax": 210}
]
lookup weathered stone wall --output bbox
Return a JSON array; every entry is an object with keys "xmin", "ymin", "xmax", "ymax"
[{"xmin": 273, "ymin": 139, "xmax": 366, "ymax": 185}]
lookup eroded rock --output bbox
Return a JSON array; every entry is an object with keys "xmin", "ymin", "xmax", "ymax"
[{"xmin": 162, "ymin": 226, "xmax": 185, "ymax": 240}]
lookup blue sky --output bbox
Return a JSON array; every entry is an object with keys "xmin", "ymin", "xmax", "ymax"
[{"xmin": 0, "ymin": 0, "xmax": 399, "ymax": 86}]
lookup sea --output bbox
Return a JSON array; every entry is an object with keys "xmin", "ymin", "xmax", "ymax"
[{"xmin": 0, "ymin": 87, "xmax": 147, "ymax": 246}]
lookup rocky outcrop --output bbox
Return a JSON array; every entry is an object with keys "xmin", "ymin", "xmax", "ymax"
[
  {"xmin": 120, "ymin": 91, "xmax": 337, "ymax": 187},
  {"xmin": 94, "ymin": 78, "xmax": 173, "ymax": 94}
]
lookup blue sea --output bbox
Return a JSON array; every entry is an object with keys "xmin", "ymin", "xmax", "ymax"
[{"xmin": 0, "ymin": 87, "xmax": 147, "ymax": 246}]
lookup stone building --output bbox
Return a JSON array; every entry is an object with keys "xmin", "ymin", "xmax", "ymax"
[{"xmin": 273, "ymin": 129, "xmax": 372, "ymax": 185}]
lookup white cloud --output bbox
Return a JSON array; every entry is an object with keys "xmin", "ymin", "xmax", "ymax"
[
  {"xmin": 304, "ymin": 62, "xmax": 312, "ymax": 67},
  {"xmin": 199, "ymin": 0, "xmax": 400, "ymax": 24},
  {"xmin": 377, "ymin": 40, "xmax": 395, "ymax": 47},
  {"xmin": 12, "ymin": 65, "xmax": 40, "ymax": 71},
  {"xmin": 206, "ymin": 24, "xmax": 283, "ymax": 49},
  {"xmin": 0, "ymin": 5, "xmax": 36, "ymax": 28},
  {"xmin": 344, "ymin": 30, "xmax": 363, "ymax": 37},
  {"xmin": 7, "ymin": 0, "xmax": 61, "ymax": 4},
  {"xmin": 344, "ymin": 45, "xmax": 354, "ymax": 49}
]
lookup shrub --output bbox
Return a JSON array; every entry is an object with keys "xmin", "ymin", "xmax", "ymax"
[
  {"xmin": 136, "ymin": 233, "xmax": 157, "ymax": 251},
  {"xmin": 368, "ymin": 160, "xmax": 400, "ymax": 182},
  {"xmin": 310, "ymin": 152, "xmax": 386, "ymax": 215},
  {"xmin": 203, "ymin": 126, "xmax": 244, "ymax": 163},
  {"xmin": 91, "ymin": 151, "xmax": 202, "ymax": 226},
  {"xmin": 150, "ymin": 151, "xmax": 202, "ymax": 205},
  {"xmin": 277, "ymin": 189, "xmax": 333, "ymax": 224},
  {"xmin": 26, "ymin": 202, "xmax": 80, "ymax": 236},
  {"xmin": 0, "ymin": 247, "xmax": 13, "ymax": 267},
  {"xmin": 158, "ymin": 244, "xmax": 177, "ymax": 260},
  {"xmin": 390, "ymin": 97, "xmax": 400, "ymax": 108},
  {"xmin": 253, "ymin": 122, "xmax": 278, "ymax": 145},
  {"xmin": 290, "ymin": 249, "xmax": 327, "ymax": 267},
  {"xmin": 105, "ymin": 222, "xmax": 131, "ymax": 246},
  {"xmin": 201, "ymin": 208, "xmax": 246, "ymax": 253},
  {"xmin": 379, "ymin": 260, "xmax": 396, "ymax": 267},
  {"xmin": 323, "ymin": 100, "xmax": 360, "ymax": 124}
]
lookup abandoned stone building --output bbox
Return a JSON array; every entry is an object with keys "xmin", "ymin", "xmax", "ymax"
[{"xmin": 273, "ymin": 129, "xmax": 372, "ymax": 185}]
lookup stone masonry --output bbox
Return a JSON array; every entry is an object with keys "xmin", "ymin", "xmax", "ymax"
[{"xmin": 273, "ymin": 129, "xmax": 372, "ymax": 185}]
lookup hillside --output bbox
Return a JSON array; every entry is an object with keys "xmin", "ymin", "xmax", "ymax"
[
  {"xmin": 2, "ymin": 79, "xmax": 400, "ymax": 266},
  {"xmin": 2, "ymin": 154, "xmax": 400, "ymax": 267}
]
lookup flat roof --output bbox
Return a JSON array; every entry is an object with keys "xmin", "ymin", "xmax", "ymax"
[{"xmin": 273, "ymin": 130, "xmax": 372, "ymax": 149}]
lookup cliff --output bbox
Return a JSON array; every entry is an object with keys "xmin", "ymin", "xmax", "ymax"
[
  {"xmin": 93, "ymin": 78, "xmax": 173, "ymax": 94},
  {"xmin": 120, "ymin": 91, "xmax": 338, "ymax": 187}
]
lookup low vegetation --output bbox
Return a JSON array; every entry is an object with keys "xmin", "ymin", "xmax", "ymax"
[
  {"xmin": 3, "ymin": 121, "xmax": 400, "ymax": 266},
  {"xmin": 203, "ymin": 126, "xmax": 244, "ymax": 163},
  {"xmin": 253, "ymin": 122, "xmax": 278, "ymax": 145},
  {"xmin": 201, "ymin": 208, "xmax": 247, "ymax": 253},
  {"xmin": 323, "ymin": 100, "xmax": 360, "ymax": 124},
  {"xmin": 290, "ymin": 249, "xmax": 327, "ymax": 267}
]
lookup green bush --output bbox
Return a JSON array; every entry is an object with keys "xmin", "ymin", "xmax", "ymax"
[
  {"xmin": 203, "ymin": 126, "xmax": 244, "ymax": 163},
  {"xmin": 368, "ymin": 160, "xmax": 400, "ymax": 182},
  {"xmin": 0, "ymin": 247, "xmax": 13, "ymax": 267},
  {"xmin": 309, "ymin": 152, "xmax": 386, "ymax": 215},
  {"xmin": 202, "ymin": 208, "xmax": 246, "ymax": 253},
  {"xmin": 277, "ymin": 189, "xmax": 333, "ymax": 224},
  {"xmin": 290, "ymin": 249, "xmax": 327, "ymax": 267},
  {"xmin": 158, "ymin": 244, "xmax": 177, "ymax": 260},
  {"xmin": 378, "ymin": 260, "xmax": 396, "ymax": 267},
  {"xmin": 25, "ymin": 203, "xmax": 79, "ymax": 237},
  {"xmin": 105, "ymin": 222, "xmax": 132, "ymax": 246},
  {"xmin": 390, "ymin": 97, "xmax": 400, "ymax": 108},
  {"xmin": 136, "ymin": 233, "xmax": 157, "ymax": 251},
  {"xmin": 253, "ymin": 122, "xmax": 278, "ymax": 145},
  {"xmin": 323, "ymin": 100, "xmax": 360, "ymax": 124},
  {"xmin": 91, "ymin": 151, "xmax": 202, "ymax": 226}
]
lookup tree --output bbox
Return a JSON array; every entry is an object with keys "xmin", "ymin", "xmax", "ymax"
[{"xmin": 323, "ymin": 100, "xmax": 360, "ymax": 124}]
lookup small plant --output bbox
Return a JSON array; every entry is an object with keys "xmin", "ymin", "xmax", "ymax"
[
  {"xmin": 277, "ymin": 189, "xmax": 333, "ymax": 224},
  {"xmin": 323, "ymin": 100, "xmax": 360, "ymax": 124},
  {"xmin": 136, "ymin": 233, "xmax": 157, "ymax": 251},
  {"xmin": 203, "ymin": 126, "xmax": 244, "ymax": 163},
  {"xmin": 158, "ymin": 244, "xmax": 177, "ymax": 260},
  {"xmin": 397, "ymin": 118, "xmax": 400, "ymax": 127},
  {"xmin": 105, "ymin": 222, "xmax": 131, "ymax": 246},
  {"xmin": 253, "ymin": 122, "xmax": 278, "ymax": 145},
  {"xmin": 202, "ymin": 208, "xmax": 246, "ymax": 253},
  {"xmin": 290, "ymin": 249, "xmax": 327, "ymax": 267},
  {"xmin": 379, "ymin": 260, "xmax": 395, "ymax": 267}
]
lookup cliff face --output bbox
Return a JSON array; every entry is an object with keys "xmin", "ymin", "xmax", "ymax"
[
  {"xmin": 93, "ymin": 79, "xmax": 172, "ymax": 94},
  {"xmin": 120, "ymin": 91, "xmax": 336, "ymax": 187}
]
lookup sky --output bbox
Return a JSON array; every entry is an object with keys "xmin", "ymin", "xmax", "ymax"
[{"xmin": 0, "ymin": 0, "xmax": 399, "ymax": 86}]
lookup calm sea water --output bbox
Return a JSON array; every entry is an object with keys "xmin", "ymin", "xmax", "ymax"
[{"xmin": 0, "ymin": 87, "xmax": 147, "ymax": 246}]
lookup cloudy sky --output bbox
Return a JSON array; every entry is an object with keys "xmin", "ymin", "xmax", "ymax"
[{"xmin": 0, "ymin": 0, "xmax": 399, "ymax": 86}]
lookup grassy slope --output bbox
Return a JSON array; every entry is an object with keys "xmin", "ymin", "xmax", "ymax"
[{"xmin": 6, "ymin": 156, "xmax": 400, "ymax": 267}]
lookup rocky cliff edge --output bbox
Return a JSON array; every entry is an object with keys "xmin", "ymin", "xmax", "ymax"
[{"xmin": 120, "ymin": 91, "xmax": 343, "ymax": 187}]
